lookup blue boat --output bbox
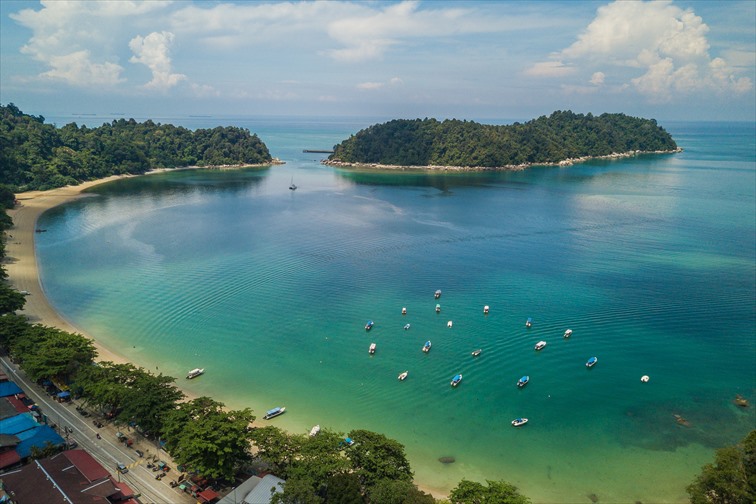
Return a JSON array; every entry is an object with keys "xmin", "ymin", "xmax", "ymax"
[
  {"xmin": 512, "ymin": 417, "xmax": 528, "ymax": 427},
  {"xmin": 365, "ymin": 320, "xmax": 374, "ymax": 331},
  {"xmin": 422, "ymin": 340, "xmax": 432, "ymax": 353},
  {"xmin": 586, "ymin": 356, "xmax": 598, "ymax": 368},
  {"xmin": 518, "ymin": 375, "xmax": 529, "ymax": 388},
  {"xmin": 451, "ymin": 374, "xmax": 463, "ymax": 387},
  {"xmin": 263, "ymin": 406, "xmax": 286, "ymax": 420}
]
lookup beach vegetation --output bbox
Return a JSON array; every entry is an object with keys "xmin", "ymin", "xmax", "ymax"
[
  {"xmin": 0, "ymin": 313, "xmax": 30, "ymax": 349},
  {"xmin": 328, "ymin": 111, "xmax": 678, "ymax": 168},
  {"xmin": 447, "ymin": 478, "xmax": 531, "ymax": 504},
  {"xmin": 10, "ymin": 324, "xmax": 96, "ymax": 381},
  {"xmin": 162, "ymin": 396, "xmax": 256, "ymax": 481},
  {"xmin": 0, "ymin": 286, "xmax": 26, "ymax": 314},
  {"xmin": 367, "ymin": 479, "xmax": 436, "ymax": 504},
  {"xmin": 0, "ymin": 184, "xmax": 16, "ymax": 209},
  {"xmin": 687, "ymin": 429, "xmax": 756, "ymax": 504},
  {"xmin": 346, "ymin": 429, "xmax": 414, "ymax": 488},
  {"xmin": 72, "ymin": 361, "xmax": 185, "ymax": 436},
  {"xmin": 0, "ymin": 103, "xmax": 274, "ymax": 191}
]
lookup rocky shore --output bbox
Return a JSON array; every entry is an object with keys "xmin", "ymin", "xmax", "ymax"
[{"xmin": 322, "ymin": 148, "xmax": 682, "ymax": 172}]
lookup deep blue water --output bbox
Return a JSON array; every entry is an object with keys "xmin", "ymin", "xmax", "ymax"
[{"xmin": 37, "ymin": 117, "xmax": 755, "ymax": 502}]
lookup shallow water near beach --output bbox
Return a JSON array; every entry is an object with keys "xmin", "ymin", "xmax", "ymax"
[{"xmin": 37, "ymin": 117, "xmax": 755, "ymax": 502}]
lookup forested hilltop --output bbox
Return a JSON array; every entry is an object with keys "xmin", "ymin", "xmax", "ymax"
[
  {"xmin": 327, "ymin": 111, "xmax": 679, "ymax": 169},
  {"xmin": 0, "ymin": 103, "xmax": 274, "ymax": 191}
]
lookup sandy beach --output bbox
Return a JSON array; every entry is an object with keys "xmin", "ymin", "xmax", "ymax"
[{"xmin": 5, "ymin": 176, "xmax": 133, "ymax": 365}]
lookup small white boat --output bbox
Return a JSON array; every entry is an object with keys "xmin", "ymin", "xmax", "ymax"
[
  {"xmin": 471, "ymin": 349, "xmax": 482, "ymax": 357},
  {"xmin": 435, "ymin": 289, "xmax": 442, "ymax": 299},
  {"xmin": 512, "ymin": 418, "xmax": 528, "ymax": 427},
  {"xmin": 447, "ymin": 320, "xmax": 453, "ymax": 328},
  {"xmin": 534, "ymin": 341, "xmax": 547, "ymax": 351},
  {"xmin": 422, "ymin": 340, "xmax": 432, "ymax": 353},
  {"xmin": 368, "ymin": 343, "xmax": 376, "ymax": 354},
  {"xmin": 450, "ymin": 374, "xmax": 463, "ymax": 387},
  {"xmin": 641, "ymin": 375, "xmax": 650, "ymax": 383},
  {"xmin": 525, "ymin": 317, "xmax": 533, "ymax": 328},
  {"xmin": 402, "ymin": 307, "xmax": 407, "ymax": 315},
  {"xmin": 404, "ymin": 323, "xmax": 411, "ymax": 330},
  {"xmin": 564, "ymin": 329, "xmax": 573, "ymax": 338},
  {"xmin": 586, "ymin": 356, "xmax": 598, "ymax": 368},
  {"xmin": 435, "ymin": 304, "xmax": 441, "ymax": 313},
  {"xmin": 398, "ymin": 371, "xmax": 409, "ymax": 381},
  {"xmin": 517, "ymin": 375, "xmax": 529, "ymax": 388},
  {"xmin": 483, "ymin": 305, "xmax": 489, "ymax": 314},
  {"xmin": 263, "ymin": 406, "xmax": 286, "ymax": 420},
  {"xmin": 186, "ymin": 368, "xmax": 204, "ymax": 379},
  {"xmin": 309, "ymin": 425, "xmax": 320, "ymax": 437}
]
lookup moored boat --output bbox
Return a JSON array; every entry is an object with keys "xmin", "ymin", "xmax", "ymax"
[
  {"xmin": 517, "ymin": 375, "xmax": 529, "ymax": 388},
  {"xmin": 402, "ymin": 307, "xmax": 407, "ymax": 315},
  {"xmin": 365, "ymin": 320, "xmax": 374, "ymax": 331},
  {"xmin": 263, "ymin": 406, "xmax": 286, "ymax": 420},
  {"xmin": 186, "ymin": 368, "xmax": 204, "ymax": 379},
  {"xmin": 451, "ymin": 374, "xmax": 463, "ymax": 387},
  {"xmin": 483, "ymin": 305, "xmax": 489, "ymax": 314},
  {"xmin": 534, "ymin": 341, "xmax": 547, "ymax": 351},
  {"xmin": 586, "ymin": 356, "xmax": 598, "ymax": 368},
  {"xmin": 471, "ymin": 349, "xmax": 482, "ymax": 357},
  {"xmin": 422, "ymin": 340, "xmax": 432, "ymax": 353},
  {"xmin": 435, "ymin": 304, "xmax": 441, "ymax": 313},
  {"xmin": 512, "ymin": 417, "xmax": 528, "ymax": 427},
  {"xmin": 564, "ymin": 329, "xmax": 573, "ymax": 338},
  {"xmin": 435, "ymin": 289, "xmax": 442, "ymax": 299},
  {"xmin": 404, "ymin": 323, "xmax": 411, "ymax": 330},
  {"xmin": 309, "ymin": 425, "xmax": 320, "ymax": 437},
  {"xmin": 368, "ymin": 343, "xmax": 376, "ymax": 354},
  {"xmin": 398, "ymin": 371, "xmax": 409, "ymax": 381},
  {"xmin": 525, "ymin": 317, "xmax": 533, "ymax": 328},
  {"xmin": 640, "ymin": 375, "xmax": 650, "ymax": 383},
  {"xmin": 447, "ymin": 320, "xmax": 453, "ymax": 328}
]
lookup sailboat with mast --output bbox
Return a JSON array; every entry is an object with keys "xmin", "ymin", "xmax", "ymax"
[{"xmin": 289, "ymin": 176, "xmax": 297, "ymax": 190}]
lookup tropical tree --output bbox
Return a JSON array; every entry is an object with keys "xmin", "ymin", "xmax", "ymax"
[
  {"xmin": 0, "ymin": 286, "xmax": 26, "ymax": 314},
  {"xmin": 12, "ymin": 324, "xmax": 96, "ymax": 381},
  {"xmin": 345, "ymin": 429, "xmax": 413, "ymax": 489},
  {"xmin": 0, "ymin": 312, "xmax": 29, "ymax": 350},
  {"xmin": 448, "ymin": 479, "xmax": 530, "ymax": 504},
  {"xmin": 367, "ymin": 479, "xmax": 436, "ymax": 504},
  {"xmin": 687, "ymin": 430, "xmax": 756, "ymax": 504},
  {"xmin": 162, "ymin": 396, "xmax": 255, "ymax": 481}
]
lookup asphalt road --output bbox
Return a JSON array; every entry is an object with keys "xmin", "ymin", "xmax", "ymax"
[{"xmin": 1, "ymin": 356, "xmax": 195, "ymax": 504}]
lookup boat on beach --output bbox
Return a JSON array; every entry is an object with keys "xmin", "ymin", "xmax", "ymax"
[
  {"xmin": 422, "ymin": 341, "xmax": 432, "ymax": 353},
  {"xmin": 518, "ymin": 375, "xmax": 529, "ymax": 388},
  {"xmin": 398, "ymin": 371, "xmax": 408, "ymax": 381},
  {"xmin": 586, "ymin": 356, "xmax": 598, "ymax": 368},
  {"xmin": 534, "ymin": 341, "xmax": 547, "ymax": 351},
  {"xmin": 471, "ymin": 349, "xmax": 482, "ymax": 357},
  {"xmin": 512, "ymin": 418, "xmax": 528, "ymax": 427},
  {"xmin": 309, "ymin": 425, "xmax": 320, "ymax": 437},
  {"xmin": 263, "ymin": 406, "xmax": 286, "ymax": 420},
  {"xmin": 186, "ymin": 368, "xmax": 204, "ymax": 379},
  {"xmin": 451, "ymin": 374, "xmax": 463, "ymax": 387},
  {"xmin": 564, "ymin": 329, "xmax": 572, "ymax": 338},
  {"xmin": 369, "ymin": 343, "xmax": 376, "ymax": 354},
  {"xmin": 365, "ymin": 320, "xmax": 374, "ymax": 331}
]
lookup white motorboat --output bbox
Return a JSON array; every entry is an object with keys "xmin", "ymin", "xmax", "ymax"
[
  {"xmin": 564, "ymin": 329, "xmax": 573, "ymax": 338},
  {"xmin": 483, "ymin": 305, "xmax": 489, "ymax": 314},
  {"xmin": 447, "ymin": 320, "xmax": 453, "ymax": 328},
  {"xmin": 404, "ymin": 323, "xmax": 411, "ymax": 330},
  {"xmin": 640, "ymin": 375, "xmax": 650, "ymax": 383},
  {"xmin": 186, "ymin": 368, "xmax": 204, "ymax": 379},
  {"xmin": 512, "ymin": 418, "xmax": 528, "ymax": 427},
  {"xmin": 263, "ymin": 406, "xmax": 286, "ymax": 420},
  {"xmin": 534, "ymin": 341, "xmax": 547, "ymax": 351},
  {"xmin": 398, "ymin": 371, "xmax": 409, "ymax": 381},
  {"xmin": 369, "ymin": 343, "xmax": 376, "ymax": 354},
  {"xmin": 471, "ymin": 349, "xmax": 482, "ymax": 357},
  {"xmin": 309, "ymin": 425, "xmax": 320, "ymax": 437}
]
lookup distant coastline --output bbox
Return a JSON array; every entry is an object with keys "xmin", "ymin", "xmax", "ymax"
[{"xmin": 323, "ymin": 147, "xmax": 682, "ymax": 172}]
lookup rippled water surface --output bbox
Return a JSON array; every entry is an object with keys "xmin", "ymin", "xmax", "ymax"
[{"xmin": 37, "ymin": 118, "xmax": 755, "ymax": 502}]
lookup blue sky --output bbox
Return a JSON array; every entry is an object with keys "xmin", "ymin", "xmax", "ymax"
[{"xmin": 1, "ymin": 0, "xmax": 754, "ymax": 121}]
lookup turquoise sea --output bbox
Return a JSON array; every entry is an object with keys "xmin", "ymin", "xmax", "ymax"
[{"xmin": 37, "ymin": 116, "xmax": 755, "ymax": 503}]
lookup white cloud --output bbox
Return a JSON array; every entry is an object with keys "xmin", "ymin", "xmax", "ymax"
[
  {"xmin": 531, "ymin": 0, "xmax": 752, "ymax": 101},
  {"xmin": 129, "ymin": 31, "xmax": 186, "ymax": 90},
  {"xmin": 39, "ymin": 50, "xmax": 124, "ymax": 86},
  {"xmin": 357, "ymin": 82, "xmax": 385, "ymax": 90},
  {"xmin": 524, "ymin": 60, "xmax": 575, "ymax": 77}
]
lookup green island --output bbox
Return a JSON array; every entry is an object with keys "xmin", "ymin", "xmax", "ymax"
[
  {"xmin": 325, "ymin": 111, "xmax": 679, "ymax": 170},
  {"xmin": 0, "ymin": 103, "xmax": 276, "ymax": 192}
]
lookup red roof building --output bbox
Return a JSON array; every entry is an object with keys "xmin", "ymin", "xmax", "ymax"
[{"xmin": 0, "ymin": 449, "xmax": 135, "ymax": 504}]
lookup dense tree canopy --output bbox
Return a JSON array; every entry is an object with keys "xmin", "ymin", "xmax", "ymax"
[
  {"xmin": 0, "ymin": 103, "xmax": 274, "ymax": 191},
  {"xmin": 10, "ymin": 324, "xmax": 97, "ymax": 381},
  {"xmin": 687, "ymin": 430, "xmax": 756, "ymax": 504},
  {"xmin": 447, "ymin": 479, "xmax": 531, "ymax": 504},
  {"xmin": 328, "ymin": 111, "xmax": 678, "ymax": 168}
]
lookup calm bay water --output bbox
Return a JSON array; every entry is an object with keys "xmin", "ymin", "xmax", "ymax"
[{"xmin": 37, "ymin": 117, "xmax": 755, "ymax": 503}]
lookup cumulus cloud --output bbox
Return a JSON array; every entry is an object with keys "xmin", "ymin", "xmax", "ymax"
[
  {"xmin": 529, "ymin": 0, "xmax": 752, "ymax": 101},
  {"xmin": 129, "ymin": 31, "xmax": 186, "ymax": 90},
  {"xmin": 357, "ymin": 77, "xmax": 404, "ymax": 91},
  {"xmin": 524, "ymin": 60, "xmax": 575, "ymax": 78}
]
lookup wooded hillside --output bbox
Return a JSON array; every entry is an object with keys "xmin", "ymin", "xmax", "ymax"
[
  {"xmin": 0, "ymin": 103, "xmax": 273, "ymax": 191},
  {"xmin": 328, "ymin": 111, "xmax": 678, "ymax": 168}
]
